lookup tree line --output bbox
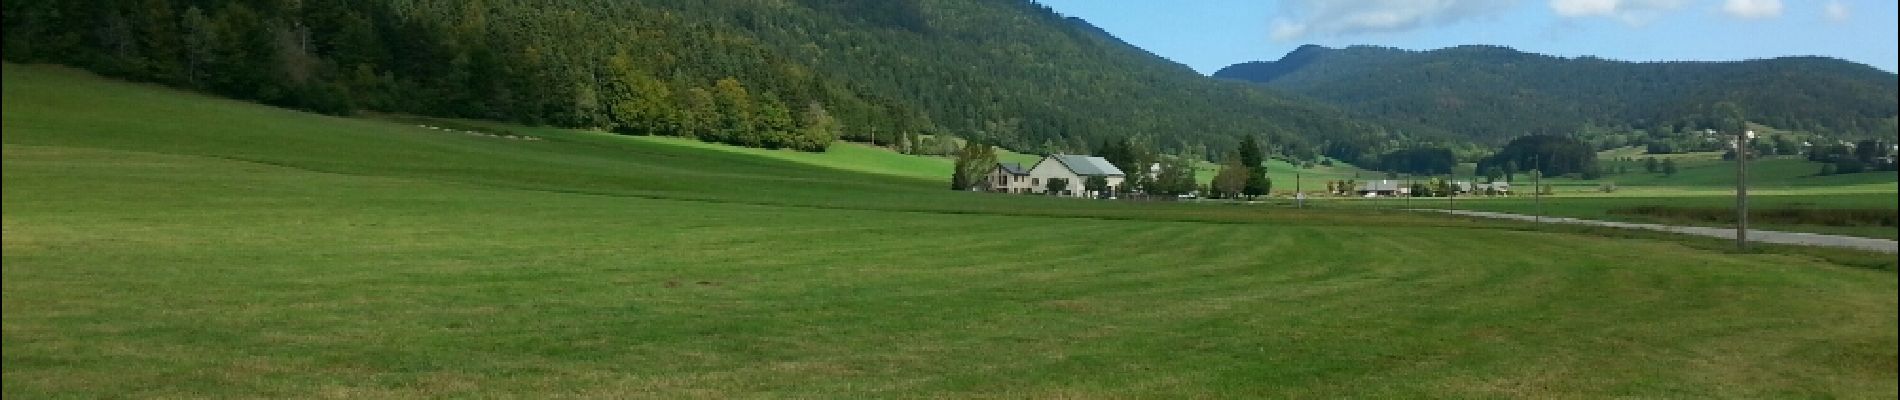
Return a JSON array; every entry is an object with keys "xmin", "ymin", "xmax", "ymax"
[{"xmin": 1476, "ymin": 135, "xmax": 1599, "ymax": 179}]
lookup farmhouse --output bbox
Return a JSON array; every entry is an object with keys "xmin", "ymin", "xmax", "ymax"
[
  {"xmin": 986, "ymin": 154, "xmax": 1125, "ymax": 197},
  {"xmin": 985, "ymin": 162, "xmax": 1035, "ymax": 194}
]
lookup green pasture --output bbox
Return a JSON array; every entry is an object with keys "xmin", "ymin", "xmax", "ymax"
[
  {"xmin": 1393, "ymin": 146, "xmax": 1897, "ymax": 239},
  {"xmin": 4, "ymin": 64, "xmax": 1896, "ymax": 398}
]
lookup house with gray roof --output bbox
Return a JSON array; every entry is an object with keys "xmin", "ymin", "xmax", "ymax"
[
  {"xmin": 984, "ymin": 162, "xmax": 1035, "ymax": 194},
  {"xmin": 987, "ymin": 154, "xmax": 1125, "ymax": 197}
]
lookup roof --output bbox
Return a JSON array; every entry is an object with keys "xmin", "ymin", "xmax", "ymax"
[
  {"xmin": 996, "ymin": 162, "xmax": 1029, "ymax": 176},
  {"xmin": 1049, "ymin": 155, "xmax": 1125, "ymax": 176},
  {"xmin": 1358, "ymin": 180, "xmax": 1404, "ymax": 191}
]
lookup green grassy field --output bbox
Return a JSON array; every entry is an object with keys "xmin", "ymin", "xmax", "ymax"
[
  {"xmin": 5, "ymin": 64, "xmax": 1897, "ymax": 397},
  {"xmin": 1579, "ymin": 151, "xmax": 1897, "ymax": 189},
  {"xmin": 1402, "ymin": 147, "xmax": 1900, "ymax": 239}
]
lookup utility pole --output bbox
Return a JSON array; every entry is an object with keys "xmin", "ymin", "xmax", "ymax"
[
  {"xmin": 1448, "ymin": 174, "xmax": 1456, "ymax": 211},
  {"xmin": 1533, "ymin": 166, "xmax": 1543, "ymax": 223},
  {"xmin": 1737, "ymin": 130, "xmax": 1751, "ymax": 251},
  {"xmin": 1404, "ymin": 174, "xmax": 1412, "ymax": 208},
  {"xmin": 1526, "ymin": 155, "xmax": 1540, "ymax": 223},
  {"xmin": 1295, "ymin": 169, "xmax": 1303, "ymax": 209}
]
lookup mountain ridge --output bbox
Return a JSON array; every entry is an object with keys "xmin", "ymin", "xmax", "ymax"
[{"xmin": 1214, "ymin": 44, "xmax": 1899, "ymax": 143}]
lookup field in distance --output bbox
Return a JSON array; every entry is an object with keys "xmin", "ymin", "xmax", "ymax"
[
  {"xmin": 1342, "ymin": 147, "xmax": 1900, "ymax": 239},
  {"xmin": 4, "ymin": 65, "xmax": 1896, "ymax": 397}
]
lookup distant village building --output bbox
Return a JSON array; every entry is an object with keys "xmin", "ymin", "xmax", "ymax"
[
  {"xmin": 1477, "ymin": 181, "xmax": 1512, "ymax": 195},
  {"xmin": 1451, "ymin": 181, "xmax": 1475, "ymax": 195},
  {"xmin": 1356, "ymin": 180, "xmax": 1408, "ymax": 197},
  {"xmin": 985, "ymin": 154, "xmax": 1125, "ymax": 197}
]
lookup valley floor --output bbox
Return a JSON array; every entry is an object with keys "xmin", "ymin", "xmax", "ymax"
[
  {"xmin": 7, "ymin": 144, "xmax": 1896, "ymax": 398},
  {"xmin": 4, "ymin": 64, "xmax": 1897, "ymax": 397}
]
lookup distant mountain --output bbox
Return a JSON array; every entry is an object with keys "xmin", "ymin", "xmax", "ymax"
[
  {"xmin": 1215, "ymin": 45, "xmax": 1899, "ymax": 143},
  {"xmin": 1, "ymin": 0, "xmax": 1383, "ymax": 158}
]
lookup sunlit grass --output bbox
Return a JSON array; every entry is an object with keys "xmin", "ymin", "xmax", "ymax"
[{"xmin": 4, "ymin": 64, "xmax": 1896, "ymax": 398}]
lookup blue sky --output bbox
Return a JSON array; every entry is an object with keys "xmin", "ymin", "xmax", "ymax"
[{"xmin": 1035, "ymin": 0, "xmax": 1899, "ymax": 74}]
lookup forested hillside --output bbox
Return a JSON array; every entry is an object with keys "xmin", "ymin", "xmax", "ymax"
[
  {"xmin": 1216, "ymin": 45, "xmax": 1899, "ymax": 144},
  {"xmin": 1, "ymin": 0, "xmax": 1388, "ymax": 157}
]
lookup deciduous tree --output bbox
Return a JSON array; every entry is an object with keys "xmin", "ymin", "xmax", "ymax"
[
  {"xmin": 1213, "ymin": 151, "xmax": 1249, "ymax": 199},
  {"xmin": 950, "ymin": 140, "xmax": 997, "ymax": 191}
]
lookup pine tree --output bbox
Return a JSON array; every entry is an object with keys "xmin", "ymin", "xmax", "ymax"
[
  {"xmin": 1239, "ymin": 135, "xmax": 1269, "ymax": 198},
  {"xmin": 133, "ymin": 0, "xmax": 184, "ymax": 83},
  {"xmin": 208, "ymin": 3, "xmax": 283, "ymax": 102}
]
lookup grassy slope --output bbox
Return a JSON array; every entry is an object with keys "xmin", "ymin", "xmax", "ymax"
[
  {"xmin": 4, "ymin": 64, "xmax": 1896, "ymax": 397},
  {"xmin": 1191, "ymin": 157, "xmax": 1381, "ymax": 188},
  {"xmin": 1585, "ymin": 150, "xmax": 1898, "ymax": 190},
  {"xmin": 596, "ymin": 135, "xmax": 1048, "ymax": 184}
]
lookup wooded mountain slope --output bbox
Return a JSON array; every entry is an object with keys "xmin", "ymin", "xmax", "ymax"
[
  {"xmin": 1, "ymin": 0, "xmax": 1386, "ymax": 157},
  {"xmin": 1215, "ymin": 45, "xmax": 1899, "ymax": 143}
]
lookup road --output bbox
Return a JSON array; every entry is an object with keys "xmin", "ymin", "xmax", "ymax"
[{"xmin": 1418, "ymin": 209, "xmax": 1899, "ymax": 254}]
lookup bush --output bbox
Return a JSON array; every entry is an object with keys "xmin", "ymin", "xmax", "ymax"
[{"xmin": 1836, "ymin": 159, "xmax": 1867, "ymax": 174}]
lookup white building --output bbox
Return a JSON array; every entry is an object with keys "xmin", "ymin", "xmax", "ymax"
[
  {"xmin": 985, "ymin": 162, "xmax": 1035, "ymax": 194},
  {"xmin": 986, "ymin": 154, "xmax": 1126, "ymax": 197}
]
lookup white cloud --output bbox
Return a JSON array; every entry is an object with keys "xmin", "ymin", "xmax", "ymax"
[
  {"xmin": 1267, "ymin": 0, "xmax": 1519, "ymax": 42},
  {"xmin": 1269, "ymin": 21, "xmax": 1310, "ymax": 41},
  {"xmin": 1548, "ymin": 0, "xmax": 1690, "ymax": 26},
  {"xmin": 1823, "ymin": 0, "xmax": 1849, "ymax": 22},
  {"xmin": 1550, "ymin": 0, "xmax": 1621, "ymax": 16},
  {"xmin": 1722, "ymin": 0, "xmax": 1783, "ymax": 19}
]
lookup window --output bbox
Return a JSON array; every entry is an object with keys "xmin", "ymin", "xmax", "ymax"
[{"xmin": 1032, "ymin": 178, "xmax": 1040, "ymax": 185}]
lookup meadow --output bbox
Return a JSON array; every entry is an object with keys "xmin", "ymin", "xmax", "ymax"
[
  {"xmin": 5, "ymin": 64, "xmax": 1897, "ymax": 397},
  {"xmin": 1363, "ymin": 147, "xmax": 1900, "ymax": 239}
]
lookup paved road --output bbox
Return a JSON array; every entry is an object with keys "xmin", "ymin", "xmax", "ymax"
[{"xmin": 1418, "ymin": 209, "xmax": 1899, "ymax": 254}]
